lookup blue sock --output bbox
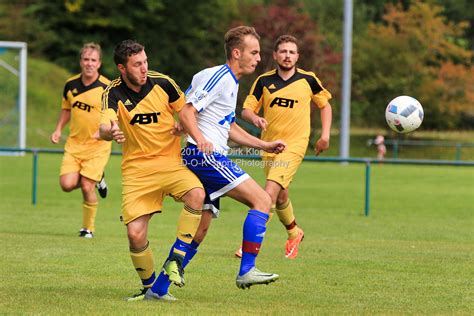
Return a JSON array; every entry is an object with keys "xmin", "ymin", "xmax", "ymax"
[
  {"xmin": 152, "ymin": 271, "xmax": 170, "ymax": 296},
  {"xmin": 173, "ymin": 238, "xmax": 192, "ymax": 255},
  {"xmin": 239, "ymin": 209, "xmax": 269, "ymax": 276},
  {"xmin": 142, "ymin": 272, "xmax": 156, "ymax": 288},
  {"xmin": 183, "ymin": 240, "xmax": 199, "ymax": 268},
  {"xmin": 151, "ymin": 239, "xmax": 200, "ymax": 296}
]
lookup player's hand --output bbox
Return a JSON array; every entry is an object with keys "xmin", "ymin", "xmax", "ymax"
[
  {"xmin": 315, "ymin": 137, "xmax": 329, "ymax": 156},
  {"xmin": 50, "ymin": 130, "xmax": 61, "ymax": 144},
  {"xmin": 197, "ymin": 140, "xmax": 214, "ymax": 154},
  {"xmin": 263, "ymin": 139, "xmax": 286, "ymax": 154},
  {"xmin": 170, "ymin": 121, "xmax": 186, "ymax": 136},
  {"xmin": 252, "ymin": 116, "xmax": 268, "ymax": 131},
  {"xmin": 110, "ymin": 119, "xmax": 125, "ymax": 144}
]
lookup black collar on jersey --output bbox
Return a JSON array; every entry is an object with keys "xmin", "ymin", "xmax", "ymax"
[
  {"xmin": 261, "ymin": 68, "xmax": 322, "ymax": 94},
  {"xmin": 64, "ymin": 74, "xmax": 107, "ymax": 98}
]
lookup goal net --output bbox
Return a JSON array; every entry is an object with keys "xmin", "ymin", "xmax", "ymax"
[{"xmin": 0, "ymin": 41, "xmax": 27, "ymax": 154}]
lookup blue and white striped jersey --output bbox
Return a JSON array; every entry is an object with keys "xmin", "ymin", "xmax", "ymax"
[{"xmin": 185, "ymin": 64, "xmax": 239, "ymax": 154}]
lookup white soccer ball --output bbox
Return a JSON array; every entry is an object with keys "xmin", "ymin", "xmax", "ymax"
[{"xmin": 385, "ymin": 96, "xmax": 424, "ymax": 133}]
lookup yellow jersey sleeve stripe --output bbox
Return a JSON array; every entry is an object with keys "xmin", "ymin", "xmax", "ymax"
[
  {"xmin": 148, "ymin": 71, "xmax": 182, "ymax": 95},
  {"xmin": 65, "ymin": 73, "xmax": 81, "ymax": 84},
  {"xmin": 248, "ymin": 70, "xmax": 276, "ymax": 99},
  {"xmin": 101, "ymin": 78, "xmax": 121, "ymax": 111}
]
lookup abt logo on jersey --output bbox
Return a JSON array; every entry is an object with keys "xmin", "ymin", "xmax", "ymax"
[
  {"xmin": 130, "ymin": 112, "xmax": 161, "ymax": 125},
  {"xmin": 72, "ymin": 101, "xmax": 93, "ymax": 112},
  {"xmin": 269, "ymin": 97, "xmax": 298, "ymax": 109}
]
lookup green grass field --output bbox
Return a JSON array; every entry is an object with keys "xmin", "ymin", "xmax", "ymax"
[{"xmin": 1, "ymin": 154, "xmax": 473, "ymax": 314}]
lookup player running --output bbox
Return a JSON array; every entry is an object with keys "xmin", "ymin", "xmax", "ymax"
[
  {"xmin": 236, "ymin": 35, "xmax": 332, "ymax": 259},
  {"xmin": 51, "ymin": 42, "xmax": 111, "ymax": 238}
]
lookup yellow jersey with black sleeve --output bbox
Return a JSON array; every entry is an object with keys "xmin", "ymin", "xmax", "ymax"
[
  {"xmin": 243, "ymin": 68, "xmax": 331, "ymax": 158},
  {"xmin": 62, "ymin": 74, "xmax": 111, "ymax": 159},
  {"xmin": 101, "ymin": 71, "xmax": 186, "ymax": 175}
]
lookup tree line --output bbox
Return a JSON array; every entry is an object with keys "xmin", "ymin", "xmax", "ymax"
[{"xmin": 1, "ymin": 0, "xmax": 473, "ymax": 130}]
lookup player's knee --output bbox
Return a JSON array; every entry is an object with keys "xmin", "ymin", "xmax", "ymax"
[
  {"xmin": 60, "ymin": 183, "xmax": 75, "ymax": 192},
  {"xmin": 59, "ymin": 174, "xmax": 81, "ymax": 192},
  {"xmin": 127, "ymin": 228, "xmax": 147, "ymax": 247},
  {"xmin": 252, "ymin": 190, "xmax": 272, "ymax": 213},
  {"xmin": 183, "ymin": 188, "xmax": 205, "ymax": 209}
]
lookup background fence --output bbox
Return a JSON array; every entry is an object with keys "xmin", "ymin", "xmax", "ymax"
[
  {"xmin": 2, "ymin": 147, "xmax": 473, "ymax": 216},
  {"xmin": 367, "ymin": 138, "xmax": 474, "ymax": 160}
]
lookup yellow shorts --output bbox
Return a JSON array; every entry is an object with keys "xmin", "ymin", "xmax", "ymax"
[
  {"xmin": 263, "ymin": 151, "xmax": 303, "ymax": 189},
  {"xmin": 60, "ymin": 150, "xmax": 110, "ymax": 182},
  {"xmin": 122, "ymin": 162, "xmax": 203, "ymax": 225}
]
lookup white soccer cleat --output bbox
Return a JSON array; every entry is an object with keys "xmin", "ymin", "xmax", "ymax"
[
  {"xmin": 236, "ymin": 267, "xmax": 279, "ymax": 289},
  {"xmin": 144, "ymin": 288, "xmax": 178, "ymax": 301}
]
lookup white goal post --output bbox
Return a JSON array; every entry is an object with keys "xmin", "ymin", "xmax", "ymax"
[{"xmin": 0, "ymin": 41, "xmax": 27, "ymax": 152}]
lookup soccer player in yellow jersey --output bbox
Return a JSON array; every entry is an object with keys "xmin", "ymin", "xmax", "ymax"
[
  {"xmin": 239, "ymin": 35, "xmax": 333, "ymax": 259},
  {"xmin": 50, "ymin": 42, "xmax": 111, "ymax": 239},
  {"xmin": 100, "ymin": 40, "xmax": 205, "ymax": 301}
]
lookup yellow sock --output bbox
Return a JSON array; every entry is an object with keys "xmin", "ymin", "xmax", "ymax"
[
  {"xmin": 174, "ymin": 205, "xmax": 202, "ymax": 256},
  {"xmin": 130, "ymin": 241, "xmax": 155, "ymax": 288},
  {"xmin": 82, "ymin": 201, "xmax": 97, "ymax": 232},
  {"xmin": 276, "ymin": 199, "xmax": 299, "ymax": 239}
]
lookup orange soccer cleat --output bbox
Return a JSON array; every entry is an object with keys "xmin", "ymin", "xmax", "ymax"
[{"xmin": 285, "ymin": 228, "xmax": 304, "ymax": 259}]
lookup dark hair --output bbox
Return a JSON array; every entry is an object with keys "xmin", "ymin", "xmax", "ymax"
[
  {"xmin": 273, "ymin": 35, "xmax": 298, "ymax": 52},
  {"xmin": 80, "ymin": 42, "xmax": 101, "ymax": 60},
  {"xmin": 224, "ymin": 26, "xmax": 260, "ymax": 60},
  {"xmin": 113, "ymin": 40, "xmax": 144, "ymax": 65}
]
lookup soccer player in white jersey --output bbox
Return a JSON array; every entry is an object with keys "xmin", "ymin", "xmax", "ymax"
[{"xmin": 177, "ymin": 26, "xmax": 286, "ymax": 289}]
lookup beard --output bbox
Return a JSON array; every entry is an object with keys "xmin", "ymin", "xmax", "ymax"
[
  {"xmin": 126, "ymin": 73, "xmax": 145, "ymax": 87},
  {"xmin": 277, "ymin": 62, "xmax": 295, "ymax": 72}
]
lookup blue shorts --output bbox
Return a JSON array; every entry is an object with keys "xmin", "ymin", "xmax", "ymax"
[{"xmin": 182, "ymin": 144, "xmax": 250, "ymax": 217}]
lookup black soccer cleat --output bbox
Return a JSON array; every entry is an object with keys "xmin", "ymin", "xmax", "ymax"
[
  {"xmin": 96, "ymin": 173, "xmax": 108, "ymax": 198},
  {"xmin": 78, "ymin": 228, "xmax": 94, "ymax": 238}
]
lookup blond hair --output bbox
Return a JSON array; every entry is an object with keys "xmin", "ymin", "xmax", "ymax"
[
  {"xmin": 80, "ymin": 42, "xmax": 102, "ymax": 60},
  {"xmin": 224, "ymin": 26, "xmax": 260, "ymax": 60}
]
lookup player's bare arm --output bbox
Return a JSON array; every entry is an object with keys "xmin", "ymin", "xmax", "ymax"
[
  {"xmin": 179, "ymin": 103, "xmax": 214, "ymax": 154},
  {"xmin": 241, "ymin": 108, "xmax": 267, "ymax": 131},
  {"xmin": 99, "ymin": 119, "xmax": 125, "ymax": 143},
  {"xmin": 229, "ymin": 123, "xmax": 286, "ymax": 153},
  {"xmin": 51, "ymin": 109, "xmax": 71, "ymax": 144},
  {"xmin": 315, "ymin": 103, "xmax": 332, "ymax": 156}
]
